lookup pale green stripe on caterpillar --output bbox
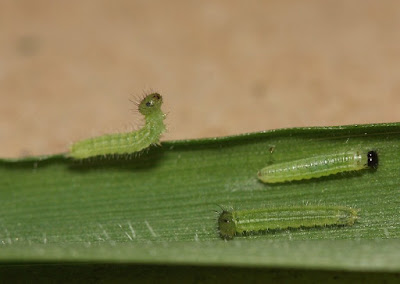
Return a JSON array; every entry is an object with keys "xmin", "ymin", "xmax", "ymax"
[
  {"xmin": 69, "ymin": 93, "xmax": 166, "ymax": 159},
  {"xmin": 257, "ymin": 151, "xmax": 378, "ymax": 183},
  {"xmin": 218, "ymin": 205, "xmax": 358, "ymax": 240}
]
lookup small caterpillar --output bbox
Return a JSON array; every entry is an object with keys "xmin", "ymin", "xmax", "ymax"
[
  {"xmin": 69, "ymin": 93, "xmax": 166, "ymax": 159},
  {"xmin": 218, "ymin": 205, "xmax": 358, "ymax": 240},
  {"xmin": 257, "ymin": 150, "xmax": 378, "ymax": 183}
]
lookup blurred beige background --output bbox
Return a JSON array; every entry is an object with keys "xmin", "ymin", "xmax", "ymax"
[{"xmin": 1, "ymin": 0, "xmax": 400, "ymax": 158}]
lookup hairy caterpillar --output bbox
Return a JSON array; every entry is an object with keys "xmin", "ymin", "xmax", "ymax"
[
  {"xmin": 218, "ymin": 205, "xmax": 358, "ymax": 240},
  {"xmin": 69, "ymin": 93, "xmax": 166, "ymax": 159},
  {"xmin": 257, "ymin": 151, "xmax": 378, "ymax": 183}
]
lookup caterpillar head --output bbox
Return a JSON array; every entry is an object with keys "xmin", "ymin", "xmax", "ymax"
[
  {"xmin": 139, "ymin": 93, "xmax": 163, "ymax": 115},
  {"xmin": 218, "ymin": 210, "xmax": 236, "ymax": 240}
]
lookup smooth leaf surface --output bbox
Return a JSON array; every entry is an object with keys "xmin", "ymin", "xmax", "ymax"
[{"xmin": 1, "ymin": 123, "xmax": 400, "ymax": 272}]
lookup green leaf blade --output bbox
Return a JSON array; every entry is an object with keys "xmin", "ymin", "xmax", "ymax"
[{"xmin": 1, "ymin": 123, "xmax": 400, "ymax": 271}]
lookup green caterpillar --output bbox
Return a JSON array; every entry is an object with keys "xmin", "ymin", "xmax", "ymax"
[
  {"xmin": 69, "ymin": 93, "xmax": 166, "ymax": 159},
  {"xmin": 218, "ymin": 205, "xmax": 358, "ymax": 240},
  {"xmin": 258, "ymin": 151, "xmax": 378, "ymax": 183}
]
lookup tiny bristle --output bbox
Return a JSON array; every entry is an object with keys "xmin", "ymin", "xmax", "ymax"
[
  {"xmin": 215, "ymin": 204, "xmax": 226, "ymax": 212},
  {"xmin": 129, "ymin": 93, "xmax": 146, "ymax": 109}
]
